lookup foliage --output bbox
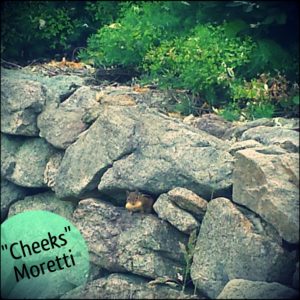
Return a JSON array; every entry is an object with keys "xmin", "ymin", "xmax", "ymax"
[
  {"xmin": 179, "ymin": 229, "xmax": 198, "ymax": 292},
  {"xmin": 217, "ymin": 102, "xmax": 241, "ymax": 122},
  {"xmin": 217, "ymin": 72, "xmax": 299, "ymax": 120},
  {"xmin": 243, "ymin": 39, "xmax": 297, "ymax": 80},
  {"xmin": 79, "ymin": 2, "xmax": 200, "ymax": 67},
  {"xmin": 144, "ymin": 23, "xmax": 255, "ymax": 105},
  {"xmin": 2, "ymin": 1, "xmax": 298, "ymax": 120},
  {"xmin": 1, "ymin": 1, "xmax": 121, "ymax": 60},
  {"xmin": 84, "ymin": 1, "xmax": 121, "ymax": 26}
]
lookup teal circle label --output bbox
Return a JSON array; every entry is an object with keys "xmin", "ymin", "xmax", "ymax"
[{"xmin": 1, "ymin": 210, "xmax": 89, "ymax": 299}]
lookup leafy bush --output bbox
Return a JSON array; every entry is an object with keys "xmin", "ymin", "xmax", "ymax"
[
  {"xmin": 1, "ymin": 1, "xmax": 121, "ymax": 61},
  {"xmin": 242, "ymin": 39, "xmax": 297, "ymax": 80},
  {"xmin": 217, "ymin": 102, "xmax": 241, "ymax": 122},
  {"xmin": 218, "ymin": 72, "xmax": 299, "ymax": 120},
  {"xmin": 143, "ymin": 23, "xmax": 255, "ymax": 105},
  {"xmin": 2, "ymin": 1, "xmax": 298, "ymax": 120},
  {"xmin": 79, "ymin": 2, "xmax": 200, "ymax": 67}
]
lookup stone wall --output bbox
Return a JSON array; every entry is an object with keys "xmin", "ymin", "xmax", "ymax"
[{"xmin": 1, "ymin": 67, "xmax": 299, "ymax": 299}]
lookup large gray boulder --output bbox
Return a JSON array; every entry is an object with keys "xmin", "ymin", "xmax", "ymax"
[
  {"xmin": 1, "ymin": 77, "xmax": 49, "ymax": 136},
  {"xmin": 1, "ymin": 67, "xmax": 84, "ymax": 103},
  {"xmin": 167, "ymin": 187, "xmax": 208, "ymax": 219},
  {"xmin": 233, "ymin": 147, "xmax": 299, "ymax": 243},
  {"xmin": 54, "ymin": 106, "xmax": 234, "ymax": 200},
  {"xmin": 223, "ymin": 117, "xmax": 299, "ymax": 141},
  {"xmin": 1, "ymin": 133, "xmax": 23, "ymax": 178},
  {"xmin": 61, "ymin": 273, "xmax": 200, "ymax": 299},
  {"xmin": 37, "ymin": 106, "xmax": 88, "ymax": 149},
  {"xmin": 190, "ymin": 198, "xmax": 296, "ymax": 299},
  {"xmin": 72, "ymin": 198, "xmax": 188, "ymax": 280},
  {"xmin": 153, "ymin": 193, "xmax": 200, "ymax": 234},
  {"xmin": 8, "ymin": 191, "xmax": 75, "ymax": 220},
  {"xmin": 1, "ymin": 67, "xmax": 86, "ymax": 138},
  {"xmin": 1, "ymin": 179, "xmax": 27, "ymax": 221},
  {"xmin": 217, "ymin": 279, "xmax": 299, "ymax": 299},
  {"xmin": 228, "ymin": 139, "xmax": 263, "ymax": 156},
  {"xmin": 1, "ymin": 134, "xmax": 58, "ymax": 188},
  {"xmin": 240, "ymin": 126, "xmax": 299, "ymax": 153},
  {"xmin": 185, "ymin": 113, "xmax": 233, "ymax": 139},
  {"xmin": 37, "ymin": 86, "xmax": 100, "ymax": 149}
]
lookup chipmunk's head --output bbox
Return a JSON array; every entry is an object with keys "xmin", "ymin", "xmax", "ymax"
[{"xmin": 125, "ymin": 191, "xmax": 143, "ymax": 212}]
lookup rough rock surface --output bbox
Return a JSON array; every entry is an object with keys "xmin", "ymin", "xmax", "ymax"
[
  {"xmin": 44, "ymin": 151, "xmax": 65, "ymax": 189},
  {"xmin": 37, "ymin": 86, "xmax": 100, "ymax": 149},
  {"xmin": 187, "ymin": 113, "xmax": 233, "ymax": 139},
  {"xmin": 1, "ymin": 133, "xmax": 23, "ymax": 178},
  {"xmin": 1, "ymin": 67, "xmax": 84, "ymax": 103},
  {"xmin": 1, "ymin": 135, "xmax": 57, "ymax": 188},
  {"xmin": 217, "ymin": 279, "xmax": 299, "ymax": 299},
  {"xmin": 54, "ymin": 106, "xmax": 234, "ymax": 200},
  {"xmin": 233, "ymin": 147, "xmax": 299, "ymax": 243},
  {"xmin": 228, "ymin": 139, "xmax": 263, "ymax": 156},
  {"xmin": 8, "ymin": 191, "xmax": 75, "ymax": 220},
  {"xmin": 61, "ymin": 273, "xmax": 201, "ymax": 299},
  {"xmin": 190, "ymin": 198, "xmax": 296, "ymax": 299},
  {"xmin": 240, "ymin": 125, "xmax": 299, "ymax": 153},
  {"xmin": 37, "ymin": 106, "xmax": 88, "ymax": 149},
  {"xmin": 2, "ymin": 68, "xmax": 299, "ymax": 300},
  {"xmin": 153, "ymin": 193, "xmax": 200, "ymax": 234},
  {"xmin": 1, "ymin": 78, "xmax": 49, "ymax": 136},
  {"xmin": 223, "ymin": 117, "xmax": 299, "ymax": 141},
  {"xmin": 167, "ymin": 187, "xmax": 208, "ymax": 219},
  {"xmin": 1, "ymin": 178, "xmax": 27, "ymax": 221},
  {"xmin": 72, "ymin": 198, "xmax": 188, "ymax": 280}
]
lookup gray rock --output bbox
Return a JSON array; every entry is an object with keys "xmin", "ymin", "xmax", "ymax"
[
  {"xmin": 217, "ymin": 279, "xmax": 299, "ymax": 299},
  {"xmin": 37, "ymin": 106, "xmax": 88, "ymax": 149},
  {"xmin": 59, "ymin": 86, "xmax": 99, "ymax": 109},
  {"xmin": 8, "ymin": 191, "xmax": 75, "ymax": 220},
  {"xmin": 1, "ymin": 67, "xmax": 84, "ymax": 103},
  {"xmin": 61, "ymin": 273, "xmax": 201, "ymax": 299},
  {"xmin": 72, "ymin": 198, "xmax": 188, "ymax": 280},
  {"xmin": 223, "ymin": 118, "xmax": 278, "ymax": 140},
  {"xmin": 241, "ymin": 126, "xmax": 299, "ymax": 153},
  {"xmin": 1, "ymin": 78, "xmax": 48, "ymax": 136},
  {"xmin": 3, "ymin": 137, "xmax": 57, "ymax": 188},
  {"xmin": 189, "ymin": 113, "xmax": 233, "ymax": 139},
  {"xmin": 153, "ymin": 193, "xmax": 200, "ymax": 234},
  {"xmin": 233, "ymin": 148, "xmax": 299, "ymax": 243},
  {"xmin": 167, "ymin": 187, "xmax": 208, "ymax": 219},
  {"xmin": 228, "ymin": 139, "xmax": 263, "ymax": 156},
  {"xmin": 54, "ymin": 106, "xmax": 137, "ymax": 199},
  {"xmin": 44, "ymin": 151, "xmax": 65, "ymax": 190},
  {"xmin": 1, "ymin": 179, "xmax": 27, "ymax": 221},
  {"xmin": 37, "ymin": 86, "xmax": 102, "ymax": 149},
  {"xmin": 54, "ymin": 106, "xmax": 233, "ymax": 200},
  {"xmin": 190, "ymin": 198, "xmax": 296, "ymax": 299},
  {"xmin": 272, "ymin": 117, "xmax": 299, "ymax": 130},
  {"xmin": 1, "ymin": 133, "xmax": 24, "ymax": 178}
]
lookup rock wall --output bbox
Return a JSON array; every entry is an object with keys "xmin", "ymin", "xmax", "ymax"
[{"xmin": 1, "ymin": 67, "xmax": 299, "ymax": 299}]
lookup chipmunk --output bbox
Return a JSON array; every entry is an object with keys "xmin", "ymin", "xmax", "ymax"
[{"xmin": 125, "ymin": 191, "xmax": 154, "ymax": 213}]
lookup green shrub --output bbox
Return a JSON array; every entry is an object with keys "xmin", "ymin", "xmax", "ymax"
[
  {"xmin": 1, "ymin": 1, "xmax": 120, "ymax": 61},
  {"xmin": 84, "ymin": 1, "xmax": 121, "ymax": 26},
  {"xmin": 216, "ymin": 102, "xmax": 241, "ymax": 122},
  {"xmin": 228, "ymin": 72, "xmax": 299, "ymax": 119},
  {"xmin": 143, "ymin": 23, "xmax": 255, "ymax": 105},
  {"xmin": 243, "ymin": 39, "xmax": 297, "ymax": 80},
  {"xmin": 79, "ymin": 2, "xmax": 199, "ymax": 67}
]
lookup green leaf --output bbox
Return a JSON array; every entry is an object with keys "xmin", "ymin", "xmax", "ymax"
[{"xmin": 292, "ymin": 95, "xmax": 300, "ymax": 105}]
